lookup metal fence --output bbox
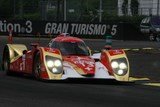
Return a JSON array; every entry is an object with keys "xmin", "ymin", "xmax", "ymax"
[{"xmin": 0, "ymin": 0, "xmax": 160, "ymax": 22}]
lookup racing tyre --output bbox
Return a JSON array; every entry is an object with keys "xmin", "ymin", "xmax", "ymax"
[
  {"xmin": 33, "ymin": 52, "xmax": 41, "ymax": 80},
  {"xmin": 2, "ymin": 46, "xmax": 11, "ymax": 75}
]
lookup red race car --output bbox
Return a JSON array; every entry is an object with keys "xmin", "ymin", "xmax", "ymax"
[{"xmin": 2, "ymin": 33, "xmax": 130, "ymax": 81}]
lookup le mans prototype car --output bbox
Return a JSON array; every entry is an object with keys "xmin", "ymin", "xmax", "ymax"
[{"xmin": 2, "ymin": 33, "xmax": 130, "ymax": 81}]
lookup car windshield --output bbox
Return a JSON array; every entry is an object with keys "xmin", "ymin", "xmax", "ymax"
[{"xmin": 52, "ymin": 41, "xmax": 89, "ymax": 56}]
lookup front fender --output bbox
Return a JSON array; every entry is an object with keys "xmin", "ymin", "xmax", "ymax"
[
  {"xmin": 37, "ymin": 47, "xmax": 63, "ymax": 80},
  {"xmin": 100, "ymin": 49, "xmax": 130, "ymax": 82}
]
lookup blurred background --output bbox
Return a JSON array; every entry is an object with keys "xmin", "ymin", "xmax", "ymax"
[{"xmin": 0, "ymin": 0, "xmax": 159, "ymax": 22}]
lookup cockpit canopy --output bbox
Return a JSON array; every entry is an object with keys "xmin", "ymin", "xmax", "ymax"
[{"xmin": 49, "ymin": 36, "xmax": 90, "ymax": 56}]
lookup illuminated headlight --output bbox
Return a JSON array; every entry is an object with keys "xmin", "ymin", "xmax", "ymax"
[
  {"xmin": 54, "ymin": 60, "xmax": 62, "ymax": 67},
  {"xmin": 52, "ymin": 68, "xmax": 58, "ymax": 73},
  {"xmin": 47, "ymin": 60, "xmax": 62, "ymax": 68},
  {"xmin": 47, "ymin": 60, "xmax": 54, "ymax": 68},
  {"xmin": 117, "ymin": 70, "xmax": 124, "ymax": 75},
  {"xmin": 111, "ymin": 58, "xmax": 128, "ymax": 76},
  {"xmin": 45, "ymin": 56, "xmax": 63, "ymax": 74},
  {"xmin": 119, "ymin": 63, "xmax": 127, "ymax": 70},
  {"xmin": 111, "ymin": 61, "xmax": 119, "ymax": 69}
]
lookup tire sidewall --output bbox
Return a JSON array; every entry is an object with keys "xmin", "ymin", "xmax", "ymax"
[
  {"xmin": 33, "ymin": 52, "xmax": 41, "ymax": 79},
  {"xmin": 2, "ymin": 46, "xmax": 10, "ymax": 74}
]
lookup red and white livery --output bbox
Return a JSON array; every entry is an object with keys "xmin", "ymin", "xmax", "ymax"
[{"xmin": 2, "ymin": 33, "xmax": 130, "ymax": 81}]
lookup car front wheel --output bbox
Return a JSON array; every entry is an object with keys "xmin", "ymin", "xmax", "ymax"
[{"xmin": 33, "ymin": 52, "xmax": 41, "ymax": 79}]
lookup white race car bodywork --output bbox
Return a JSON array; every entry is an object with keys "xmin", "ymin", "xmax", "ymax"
[{"xmin": 62, "ymin": 60, "xmax": 115, "ymax": 79}]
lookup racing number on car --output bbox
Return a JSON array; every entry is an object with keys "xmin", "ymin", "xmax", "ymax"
[
  {"xmin": 25, "ymin": 20, "xmax": 32, "ymax": 33},
  {"xmin": 111, "ymin": 25, "xmax": 117, "ymax": 36}
]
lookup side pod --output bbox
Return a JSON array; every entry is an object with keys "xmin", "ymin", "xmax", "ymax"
[
  {"xmin": 34, "ymin": 47, "xmax": 63, "ymax": 80},
  {"xmin": 4, "ymin": 44, "xmax": 28, "ymax": 62}
]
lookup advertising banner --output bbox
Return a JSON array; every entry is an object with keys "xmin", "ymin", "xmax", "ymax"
[{"xmin": 0, "ymin": 19, "xmax": 119, "ymax": 39}]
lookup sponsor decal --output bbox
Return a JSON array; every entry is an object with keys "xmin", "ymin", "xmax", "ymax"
[
  {"xmin": 71, "ymin": 57, "xmax": 94, "ymax": 72},
  {"xmin": 45, "ymin": 22, "xmax": 117, "ymax": 36},
  {"xmin": 0, "ymin": 19, "xmax": 118, "ymax": 38},
  {"xmin": 70, "ymin": 23, "xmax": 106, "ymax": 35},
  {"xmin": 109, "ymin": 50, "xmax": 124, "ymax": 56},
  {"xmin": 0, "ymin": 20, "xmax": 32, "ymax": 33},
  {"xmin": 45, "ymin": 23, "xmax": 69, "ymax": 34}
]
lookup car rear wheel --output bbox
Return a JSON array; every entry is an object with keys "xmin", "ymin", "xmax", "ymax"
[
  {"xmin": 2, "ymin": 46, "xmax": 11, "ymax": 75},
  {"xmin": 33, "ymin": 52, "xmax": 41, "ymax": 79}
]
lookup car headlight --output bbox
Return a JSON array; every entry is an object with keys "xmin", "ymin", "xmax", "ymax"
[
  {"xmin": 117, "ymin": 69, "xmax": 124, "ymax": 75},
  {"xmin": 47, "ymin": 60, "xmax": 62, "ymax": 68},
  {"xmin": 54, "ymin": 60, "xmax": 62, "ymax": 67},
  {"xmin": 119, "ymin": 63, "xmax": 127, "ymax": 70},
  {"xmin": 46, "ymin": 56, "xmax": 63, "ymax": 74},
  {"xmin": 52, "ymin": 68, "xmax": 58, "ymax": 73},
  {"xmin": 111, "ymin": 61, "xmax": 119, "ymax": 69},
  {"xmin": 111, "ymin": 58, "xmax": 128, "ymax": 76},
  {"xmin": 47, "ymin": 60, "xmax": 54, "ymax": 68}
]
